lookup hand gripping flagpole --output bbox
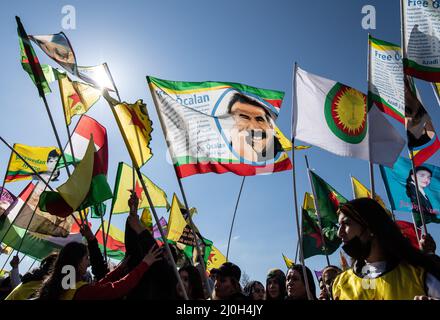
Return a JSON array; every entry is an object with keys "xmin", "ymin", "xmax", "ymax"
[
  {"xmin": 147, "ymin": 84, "xmax": 211, "ymax": 297},
  {"xmin": 226, "ymin": 176, "xmax": 246, "ymax": 261},
  {"xmin": 305, "ymin": 156, "xmax": 331, "ymax": 267},
  {"xmin": 104, "ymin": 91, "xmax": 189, "ymax": 301},
  {"xmin": 291, "ymin": 63, "xmax": 314, "ymax": 301}
]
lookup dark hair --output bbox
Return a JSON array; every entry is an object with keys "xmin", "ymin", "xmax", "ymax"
[
  {"xmin": 338, "ymin": 198, "xmax": 440, "ymax": 280},
  {"xmin": 47, "ymin": 149, "xmax": 60, "ymax": 161},
  {"xmin": 266, "ymin": 268, "xmax": 286, "ymax": 300},
  {"xmin": 178, "ymin": 265, "xmax": 205, "ymax": 300},
  {"xmin": 227, "ymin": 92, "xmax": 272, "ymax": 121},
  {"xmin": 37, "ymin": 242, "xmax": 88, "ymax": 300},
  {"xmin": 243, "ymin": 280, "xmax": 264, "ymax": 299},
  {"xmin": 287, "ymin": 265, "xmax": 317, "ymax": 300},
  {"xmin": 22, "ymin": 252, "xmax": 59, "ymax": 284},
  {"xmin": 321, "ymin": 265, "xmax": 342, "ymax": 278},
  {"xmin": 407, "ymin": 166, "xmax": 433, "ymax": 188}
]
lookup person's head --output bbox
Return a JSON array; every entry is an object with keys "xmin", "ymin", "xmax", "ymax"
[
  {"xmin": 23, "ymin": 252, "xmax": 59, "ymax": 284},
  {"xmin": 319, "ymin": 265, "xmax": 341, "ymax": 300},
  {"xmin": 408, "ymin": 166, "xmax": 433, "ymax": 189},
  {"xmin": 213, "ymin": 262, "xmax": 242, "ymax": 300},
  {"xmin": 176, "ymin": 265, "xmax": 204, "ymax": 300},
  {"xmin": 286, "ymin": 265, "xmax": 317, "ymax": 300},
  {"xmin": 243, "ymin": 280, "xmax": 265, "ymax": 300},
  {"xmin": 46, "ymin": 149, "xmax": 60, "ymax": 171},
  {"xmin": 265, "ymin": 268, "xmax": 286, "ymax": 300},
  {"xmin": 37, "ymin": 242, "xmax": 88, "ymax": 300},
  {"xmin": 337, "ymin": 198, "xmax": 440, "ymax": 279},
  {"xmin": 227, "ymin": 93, "xmax": 276, "ymax": 161},
  {"xmin": 209, "ymin": 268, "xmax": 220, "ymax": 282}
]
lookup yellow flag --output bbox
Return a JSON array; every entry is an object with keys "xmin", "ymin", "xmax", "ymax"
[
  {"xmin": 6, "ymin": 144, "xmax": 60, "ymax": 183},
  {"xmin": 206, "ymin": 245, "xmax": 227, "ymax": 273},
  {"xmin": 0, "ymin": 245, "xmax": 12, "ymax": 255},
  {"xmin": 351, "ymin": 176, "xmax": 392, "ymax": 216},
  {"xmin": 57, "ymin": 137, "xmax": 94, "ymax": 210},
  {"xmin": 58, "ymin": 73, "xmax": 101, "ymax": 125},
  {"xmin": 282, "ymin": 253, "xmax": 295, "ymax": 269},
  {"xmin": 303, "ymin": 192, "xmax": 315, "ymax": 211},
  {"xmin": 111, "ymin": 99, "xmax": 153, "ymax": 168},
  {"xmin": 112, "ymin": 162, "xmax": 169, "ymax": 214},
  {"xmin": 294, "ymin": 145, "xmax": 311, "ymax": 150},
  {"xmin": 140, "ymin": 207, "xmax": 153, "ymax": 232},
  {"xmin": 166, "ymin": 194, "xmax": 189, "ymax": 243},
  {"xmin": 274, "ymin": 127, "xmax": 292, "ymax": 151}
]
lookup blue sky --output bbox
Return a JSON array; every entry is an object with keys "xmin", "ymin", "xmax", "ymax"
[{"xmin": 1, "ymin": 0, "xmax": 440, "ymax": 291}]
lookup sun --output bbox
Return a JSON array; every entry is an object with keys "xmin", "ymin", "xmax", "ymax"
[{"xmin": 333, "ymin": 87, "xmax": 366, "ymax": 134}]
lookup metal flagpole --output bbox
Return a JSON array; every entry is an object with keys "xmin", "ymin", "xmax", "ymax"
[
  {"xmin": 226, "ymin": 176, "xmax": 246, "ymax": 261},
  {"xmin": 291, "ymin": 63, "xmax": 313, "ymax": 300},
  {"xmin": 305, "ymin": 156, "xmax": 331, "ymax": 267}
]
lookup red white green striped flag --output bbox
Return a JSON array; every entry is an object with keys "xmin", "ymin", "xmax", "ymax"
[
  {"xmin": 16, "ymin": 17, "xmax": 50, "ymax": 97},
  {"xmin": 148, "ymin": 77, "xmax": 292, "ymax": 178},
  {"xmin": 96, "ymin": 220, "xmax": 125, "ymax": 260}
]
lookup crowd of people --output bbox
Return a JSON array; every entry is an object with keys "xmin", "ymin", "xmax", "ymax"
[{"xmin": 1, "ymin": 196, "xmax": 440, "ymax": 300}]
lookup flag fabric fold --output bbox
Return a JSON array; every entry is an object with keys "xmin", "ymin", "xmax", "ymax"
[{"xmin": 111, "ymin": 162, "xmax": 169, "ymax": 214}]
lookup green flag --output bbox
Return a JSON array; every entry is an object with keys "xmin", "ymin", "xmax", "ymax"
[
  {"xmin": 16, "ymin": 16, "xmax": 51, "ymax": 97},
  {"xmin": 302, "ymin": 192, "xmax": 341, "ymax": 259}
]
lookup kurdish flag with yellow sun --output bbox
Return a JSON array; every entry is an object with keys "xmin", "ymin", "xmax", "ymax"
[{"xmin": 293, "ymin": 66, "xmax": 404, "ymax": 167}]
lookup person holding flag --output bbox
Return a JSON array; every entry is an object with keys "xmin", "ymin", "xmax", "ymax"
[{"xmin": 333, "ymin": 198, "xmax": 440, "ymax": 300}]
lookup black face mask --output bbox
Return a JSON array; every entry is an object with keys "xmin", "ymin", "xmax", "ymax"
[{"xmin": 342, "ymin": 236, "xmax": 372, "ymax": 260}]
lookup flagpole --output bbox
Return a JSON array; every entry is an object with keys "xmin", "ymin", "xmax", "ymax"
[
  {"xmin": 26, "ymin": 258, "xmax": 37, "ymax": 273},
  {"xmin": 349, "ymin": 174, "xmax": 356, "ymax": 199},
  {"xmin": 105, "ymin": 95, "xmax": 189, "ymax": 300},
  {"xmin": 147, "ymin": 86, "xmax": 212, "ymax": 296},
  {"xmin": 0, "ymin": 136, "xmax": 82, "ymax": 228},
  {"xmin": 99, "ymin": 210, "xmax": 108, "ymax": 262},
  {"xmin": 135, "ymin": 167, "xmax": 190, "ymax": 300},
  {"xmin": 366, "ymin": 33, "xmax": 376, "ymax": 197},
  {"xmin": 0, "ymin": 250, "xmax": 15, "ymax": 272},
  {"xmin": 0, "ymin": 182, "xmax": 41, "ymax": 247},
  {"xmin": 409, "ymin": 150, "xmax": 428, "ymax": 235},
  {"xmin": 226, "ymin": 176, "xmax": 246, "ymax": 261},
  {"xmin": 291, "ymin": 63, "xmax": 313, "ymax": 301},
  {"xmin": 173, "ymin": 173, "xmax": 212, "ymax": 293},
  {"xmin": 294, "ymin": 240, "xmax": 299, "ymax": 264},
  {"xmin": 0, "ymin": 151, "xmax": 14, "ymax": 199},
  {"xmin": 305, "ymin": 156, "xmax": 331, "ymax": 267},
  {"xmin": 431, "ymin": 83, "xmax": 440, "ymax": 106}
]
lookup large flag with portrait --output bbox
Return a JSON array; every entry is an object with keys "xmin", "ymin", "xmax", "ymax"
[
  {"xmin": 147, "ymin": 76, "xmax": 292, "ymax": 178},
  {"xmin": 380, "ymin": 157, "xmax": 440, "ymax": 226}
]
